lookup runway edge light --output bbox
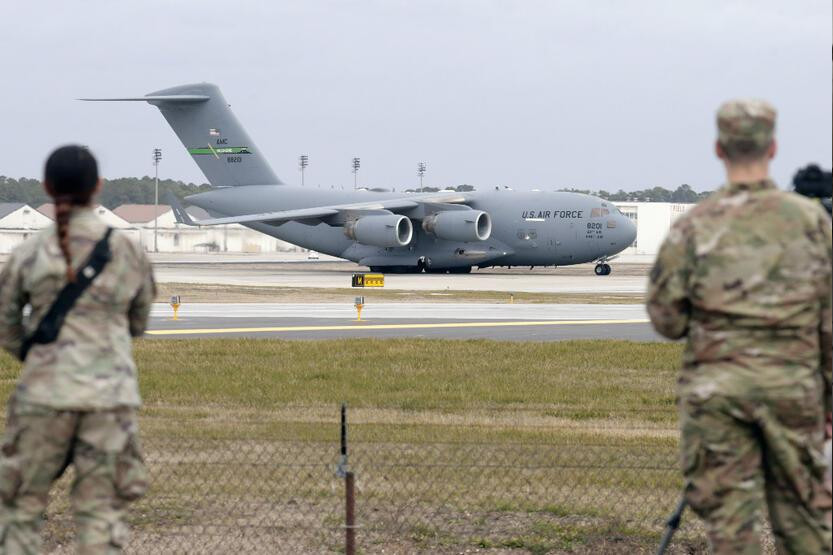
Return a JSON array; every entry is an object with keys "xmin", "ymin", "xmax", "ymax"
[
  {"xmin": 354, "ymin": 296, "xmax": 365, "ymax": 321},
  {"xmin": 170, "ymin": 295, "xmax": 181, "ymax": 320}
]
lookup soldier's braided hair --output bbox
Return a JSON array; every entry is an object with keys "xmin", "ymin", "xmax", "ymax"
[{"xmin": 44, "ymin": 146, "xmax": 99, "ymax": 283}]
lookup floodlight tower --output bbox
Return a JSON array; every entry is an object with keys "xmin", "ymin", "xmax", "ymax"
[
  {"xmin": 417, "ymin": 162, "xmax": 427, "ymax": 191},
  {"xmin": 152, "ymin": 148, "xmax": 162, "ymax": 253},
  {"xmin": 352, "ymin": 157, "xmax": 361, "ymax": 190},
  {"xmin": 299, "ymin": 154, "xmax": 309, "ymax": 186}
]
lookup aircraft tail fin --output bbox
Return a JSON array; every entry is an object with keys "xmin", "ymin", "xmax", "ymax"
[
  {"xmin": 82, "ymin": 83, "xmax": 282, "ymax": 187},
  {"xmin": 163, "ymin": 192, "xmax": 197, "ymax": 226}
]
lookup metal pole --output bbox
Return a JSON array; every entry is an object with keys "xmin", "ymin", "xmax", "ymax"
[
  {"xmin": 299, "ymin": 155, "xmax": 308, "ymax": 187},
  {"xmin": 341, "ymin": 403, "xmax": 347, "ymax": 459},
  {"xmin": 656, "ymin": 497, "xmax": 687, "ymax": 555},
  {"xmin": 153, "ymin": 148, "xmax": 161, "ymax": 253},
  {"xmin": 154, "ymin": 160, "xmax": 158, "ymax": 253},
  {"xmin": 352, "ymin": 157, "xmax": 360, "ymax": 190},
  {"xmin": 345, "ymin": 472, "xmax": 355, "ymax": 555},
  {"xmin": 340, "ymin": 403, "xmax": 355, "ymax": 555}
]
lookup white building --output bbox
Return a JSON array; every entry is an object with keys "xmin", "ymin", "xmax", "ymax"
[
  {"xmin": 612, "ymin": 202, "xmax": 694, "ymax": 256},
  {"xmin": 112, "ymin": 204, "xmax": 296, "ymax": 253},
  {"xmin": 0, "ymin": 203, "xmax": 55, "ymax": 253},
  {"xmin": 37, "ymin": 203, "xmax": 142, "ymax": 245}
]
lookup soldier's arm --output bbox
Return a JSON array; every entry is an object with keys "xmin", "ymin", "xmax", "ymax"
[
  {"xmin": 128, "ymin": 250, "xmax": 156, "ymax": 337},
  {"xmin": 0, "ymin": 251, "xmax": 27, "ymax": 358},
  {"xmin": 818, "ymin": 214, "xmax": 832, "ymax": 415},
  {"xmin": 646, "ymin": 225, "xmax": 691, "ymax": 340}
]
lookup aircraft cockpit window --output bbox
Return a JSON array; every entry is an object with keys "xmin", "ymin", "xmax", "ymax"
[{"xmin": 590, "ymin": 207, "xmax": 610, "ymax": 218}]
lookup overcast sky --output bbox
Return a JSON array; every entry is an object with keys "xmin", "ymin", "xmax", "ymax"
[{"xmin": 2, "ymin": 1, "xmax": 830, "ymax": 192}]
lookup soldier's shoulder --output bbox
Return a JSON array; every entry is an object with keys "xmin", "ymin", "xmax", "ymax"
[
  {"xmin": 757, "ymin": 189, "xmax": 830, "ymax": 229},
  {"xmin": 774, "ymin": 189, "xmax": 829, "ymax": 217}
]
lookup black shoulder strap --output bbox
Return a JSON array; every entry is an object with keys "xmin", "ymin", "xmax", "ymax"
[{"xmin": 19, "ymin": 228, "xmax": 114, "ymax": 361}]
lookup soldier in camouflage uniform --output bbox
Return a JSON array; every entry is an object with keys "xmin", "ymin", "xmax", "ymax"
[
  {"xmin": 0, "ymin": 146, "xmax": 155, "ymax": 554},
  {"xmin": 647, "ymin": 100, "xmax": 832, "ymax": 553}
]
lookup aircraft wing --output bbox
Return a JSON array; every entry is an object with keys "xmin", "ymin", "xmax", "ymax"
[{"xmin": 167, "ymin": 192, "xmax": 470, "ymax": 227}]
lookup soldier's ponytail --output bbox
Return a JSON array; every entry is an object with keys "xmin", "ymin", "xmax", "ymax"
[{"xmin": 44, "ymin": 146, "xmax": 99, "ymax": 283}]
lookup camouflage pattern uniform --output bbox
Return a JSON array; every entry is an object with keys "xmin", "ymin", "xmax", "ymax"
[
  {"xmin": 0, "ymin": 207, "xmax": 155, "ymax": 554},
  {"xmin": 647, "ymin": 100, "xmax": 832, "ymax": 554}
]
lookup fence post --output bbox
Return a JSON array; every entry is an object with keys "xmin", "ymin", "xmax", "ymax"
[
  {"xmin": 339, "ymin": 403, "xmax": 356, "ymax": 555},
  {"xmin": 345, "ymin": 471, "xmax": 356, "ymax": 555}
]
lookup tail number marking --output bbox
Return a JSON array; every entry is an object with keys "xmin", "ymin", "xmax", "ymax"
[{"xmin": 227, "ymin": 156, "xmax": 242, "ymax": 163}]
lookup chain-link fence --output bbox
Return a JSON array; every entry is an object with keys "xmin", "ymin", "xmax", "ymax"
[{"xmin": 34, "ymin": 406, "xmax": 715, "ymax": 554}]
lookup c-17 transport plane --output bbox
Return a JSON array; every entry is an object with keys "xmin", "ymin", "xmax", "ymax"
[{"xmin": 84, "ymin": 83, "xmax": 636, "ymax": 275}]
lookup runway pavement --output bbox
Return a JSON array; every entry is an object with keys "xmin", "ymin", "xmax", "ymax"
[
  {"xmin": 147, "ymin": 302, "xmax": 662, "ymax": 341},
  {"xmin": 152, "ymin": 260, "xmax": 649, "ymax": 294}
]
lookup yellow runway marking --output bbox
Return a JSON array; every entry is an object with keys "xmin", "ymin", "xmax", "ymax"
[{"xmin": 146, "ymin": 319, "xmax": 650, "ymax": 336}]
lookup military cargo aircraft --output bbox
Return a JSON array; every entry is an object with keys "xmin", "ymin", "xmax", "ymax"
[{"xmin": 84, "ymin": 83, "xmax": 636, "ymax": 275}]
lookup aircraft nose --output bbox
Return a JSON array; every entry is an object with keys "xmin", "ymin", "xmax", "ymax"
[{"xmin": 622, "ymin": 215, "xmax": 636, "ymax": 246}]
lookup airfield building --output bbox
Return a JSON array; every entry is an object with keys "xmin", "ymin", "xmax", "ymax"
[
  {"xmin": 112, "ymin": 204, "xmax": 295, "ymax": 253},
  {"xmin": 612, "ymin": 202, "xmax": 694, "ymax": 257}
]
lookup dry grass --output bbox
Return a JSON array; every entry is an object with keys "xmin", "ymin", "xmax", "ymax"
[{"xmin": 0, "ymin": 339, "xmax": 703, "ymax": 553}]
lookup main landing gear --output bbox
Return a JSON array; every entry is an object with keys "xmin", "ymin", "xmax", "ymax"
[{"xmin": 594, "ymin": 263, "xmax": 611, "ymax": 276}]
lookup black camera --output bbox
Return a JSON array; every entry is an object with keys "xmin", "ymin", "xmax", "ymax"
[{"xmin": 792, "ymin": 164, "xmax": 832, "ymax": 215}]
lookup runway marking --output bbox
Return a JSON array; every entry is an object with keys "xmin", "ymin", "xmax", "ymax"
[{"xmin": 146, "ymin": 318, "xmax": 650, "ymax": 336}]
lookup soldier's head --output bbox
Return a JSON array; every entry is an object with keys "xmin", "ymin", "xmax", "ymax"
[
  {"xmin": 715, "ymin": 99, "xmax": 777, "ymax": 166},
  {"xmin": 43, "ymin": 145, "xmax": 101, "ymax": 282}
]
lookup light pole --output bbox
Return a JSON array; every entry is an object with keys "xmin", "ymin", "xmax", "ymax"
[
  {"xmin": 299, "ymin": 155, "xmax": 309, "ymax": 186},
  {"xmin": 352, "ymin": 157, "xmax": 360, "ymax": 190},
  {"xmin": 417, "ymin": 162, "xmax": 426, "ymax": 191},
  {"xmin": 152, "ymin": 148, "xmax": 162, "ymax": 253}
]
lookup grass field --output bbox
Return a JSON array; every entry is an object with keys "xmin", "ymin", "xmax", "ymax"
[
  {"xmin": 155, "ymin": 282, "xmax": 645, "ymax": 305},
  {"xmin": 0, "ymin": 339, "xmax": 709, "ymax": 554}
]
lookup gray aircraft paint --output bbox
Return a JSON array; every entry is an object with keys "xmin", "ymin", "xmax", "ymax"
[{"xmin": 83, "ymin": 83, "xmax": 636, "ymax": 271}]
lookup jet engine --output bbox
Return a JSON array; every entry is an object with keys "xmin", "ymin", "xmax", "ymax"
[
  {"xmin": 422, "ymin": 210, "xmax": 492, "ymax": 242},
  {"xmin": 344, "ymin": 214, "xmax": 413, "ymax": 247}
]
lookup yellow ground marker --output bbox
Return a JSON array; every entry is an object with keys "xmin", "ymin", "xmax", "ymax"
[{"xmin": 146, "ymin": 318, "xmax": 650, "ymax": 336}]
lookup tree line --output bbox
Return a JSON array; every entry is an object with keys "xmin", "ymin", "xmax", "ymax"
[
  {"xmin": 0, "ymin": 176, "xmax": 711, "ymax": 208},
  {"xmin": 558, "ymin": 183, "xmax": 712, "ymax": 203},
  {"xmin": 407, "ymin": 183, "xmax": 711, "ymax": 201},
  {"xmin": 0, "ymin": 176, "xmax": 211, "ymax": 209}
]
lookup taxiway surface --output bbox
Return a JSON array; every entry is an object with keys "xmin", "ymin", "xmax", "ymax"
[
  {"xmin": 148, "ymin": 302, "xmax": 660, "ymax": 341},
  {"xmin": 151, "ymin": 259, "xmax": 650, "ymax": 294}
]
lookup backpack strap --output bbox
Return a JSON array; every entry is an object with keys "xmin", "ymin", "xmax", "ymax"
[{"xmin": 19, "ymin": 228, "xmax": 114, "ymax": 361}]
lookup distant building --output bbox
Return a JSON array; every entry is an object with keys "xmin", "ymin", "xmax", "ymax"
[
  {"xmin": 112, "ymin": 204, "xmax": 296, "ymax": 253},
  {"xmin": 612, "ymin": 202, "xmax": 694, "ymax": 256},
  {"xmin": 0, "ymin": 203, "xmax": 54, "ymax": 253}
]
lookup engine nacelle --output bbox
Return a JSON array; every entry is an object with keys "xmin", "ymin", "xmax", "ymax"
[
  {"xmin": 422, "ymin": 210, "xmax": 492, "ymax": 242},
  {"xmin": 344, "ymin": 214, "xmax": 413, "ymax": 247}
]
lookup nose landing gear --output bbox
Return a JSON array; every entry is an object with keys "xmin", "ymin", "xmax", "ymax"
[
  {"xmin": 593, "ymin": 255, "xmax": 617, "ymax": 276},
  {"xmin": 594, "ymin": 263, "xmax": 612, "ymax": 276}
]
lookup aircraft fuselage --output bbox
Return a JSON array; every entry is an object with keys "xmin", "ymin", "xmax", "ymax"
[{"xmin": 186, "ymin": 185, "xmax": 636, "ymax": 270}]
